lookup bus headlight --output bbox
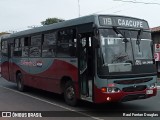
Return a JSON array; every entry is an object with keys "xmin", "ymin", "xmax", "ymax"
[
  {"xmin": 107, "ymin": 87, "xmax": 121, "ymax": 93},
  {"xmin": 101, "ymin": 87, "xmax": 121, "ymax": 93},
  {"xmin": 149, "ymin": 83, "xmax": 157, "ymax": 89}
]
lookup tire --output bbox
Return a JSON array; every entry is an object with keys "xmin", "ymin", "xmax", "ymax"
[
  {"xmin": 16, "ymin": 73, "xmax": 25, "ymax": 92},
  {"xmin": 64, "ymin": 81, "xmax": 77, "ymax": 106}
]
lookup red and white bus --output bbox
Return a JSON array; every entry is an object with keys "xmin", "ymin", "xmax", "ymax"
[{"xmin": 1, "ymin": 14, "xmax": 157, "ymax": 106}]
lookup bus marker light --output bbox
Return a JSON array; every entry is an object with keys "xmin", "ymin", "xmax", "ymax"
[
  {"xmin": 149, "ymin": 83, "xmax": 157, "ymax": 89},
  {"xmin": 101, "ymin": 87, "xmax": 107, "ymax": 93}
]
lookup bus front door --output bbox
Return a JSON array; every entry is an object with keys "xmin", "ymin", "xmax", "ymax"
[{"xmin": 78, "ymin": 33, "xmax": 93, "ymax": 101}]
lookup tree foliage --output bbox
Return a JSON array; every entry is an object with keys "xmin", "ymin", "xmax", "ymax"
[
  {"xmin": 0, "ymin": 32, "xmax": 10, "ymax": 36},
  {"xmin": 41, "ymin": 18, "xmax": 65, "ymax": 25}
]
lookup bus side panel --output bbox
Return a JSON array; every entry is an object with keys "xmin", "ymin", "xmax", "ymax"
[
  {"xmin": 5, "ymin": 57, "xmax": 79, "ymax": 95},
  {"xmin": 15, "ymin": 58, "xmax": 78, "ymax": 94},
  {"xmin": 10, "ymin": 58, "xmax": 30, "ymax": 83},
  {"xmin": 1, "ymin": 61, "xmax": 10, "ymax": 81},
  {"xmin": 34, "ymin": 58, "xmax": 78, "ymax": 94}
]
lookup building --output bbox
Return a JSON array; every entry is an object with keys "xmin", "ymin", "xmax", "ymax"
[
  {"xmin": 151, "ymin": 26, "xmax": 160, "ymax": 43},
  {"xmin": 151, "ymin": 26, "xmax": 160, "ymax": 73}
]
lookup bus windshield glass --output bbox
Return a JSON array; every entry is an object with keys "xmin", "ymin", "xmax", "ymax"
[{"xmin": 98, "ymin": 29, "xmax": 153, "ymax": 73}]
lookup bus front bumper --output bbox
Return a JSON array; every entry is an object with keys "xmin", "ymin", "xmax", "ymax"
[{"xmin": 94, "ymin": 86, "xmax": 157, "ymax": 103}]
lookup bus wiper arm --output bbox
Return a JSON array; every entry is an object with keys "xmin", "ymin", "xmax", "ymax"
[
  {"xmin": 113, "ymin": 27, "xmax": 128, "ymax": 52},
  {"xmin": 113, "ymin": 27, "xmax": 125, "ymax": 38},
  {"xmin": 136, "ymin": 29, "xmax": 143, "ymax": 52}
]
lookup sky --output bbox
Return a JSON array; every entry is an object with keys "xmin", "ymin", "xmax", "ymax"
[{"xmin": 0, "ymin": 0, "xmax": 160, "ymax": 32}]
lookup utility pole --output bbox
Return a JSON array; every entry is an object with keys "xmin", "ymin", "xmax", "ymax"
[{"xmin": 78, "ymin": 0, "xmax": 80, "ymax": 17}]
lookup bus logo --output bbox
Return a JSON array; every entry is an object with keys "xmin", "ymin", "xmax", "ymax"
[{"xmin": 20, "ymin": 60, "xmax": 43, "ymax": 67}]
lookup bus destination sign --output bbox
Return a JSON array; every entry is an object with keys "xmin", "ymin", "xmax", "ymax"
[{"xmin": 99, "ymin": 16, "xmax": 149, "ymax": 29}]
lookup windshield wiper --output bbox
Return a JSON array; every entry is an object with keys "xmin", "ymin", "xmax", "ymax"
[
  {"xmin": 136, "ymin": 29, "xmax": 143, "ymax": 52},
  {"xmin": 113, "ymin": 27, "xmax": 128, "ymax": 52}
]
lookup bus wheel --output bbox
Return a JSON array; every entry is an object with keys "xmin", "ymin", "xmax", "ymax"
[
  {"xmin": 64, "ymin": 81, "xmax": 77, "ymax": 106},
  {"xmin": 16, "ymin": 73, "xmax": 25, "ymax": 92}
]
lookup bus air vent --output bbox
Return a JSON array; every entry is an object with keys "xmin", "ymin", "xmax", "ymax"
[
  {"xmin": 114, "ymin": 78, "xmax": 152, "ymax": 85},
  {"xmin": 122, "ymin": 85, "xmax": 147, "ymax": 92}
]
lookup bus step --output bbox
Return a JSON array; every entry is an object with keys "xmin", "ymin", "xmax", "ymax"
[
  {"xmin": 81, "ymin": 95, "xmax": 93, "ymax": 102},
  {"xmin": 88, "ymin": 80, "xmax": 92, "ymax": 97}
]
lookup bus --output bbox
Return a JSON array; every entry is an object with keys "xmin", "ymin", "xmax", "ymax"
[{"xmin": 1, "ymin": 14, "xmax": 157, "ymax": 106}]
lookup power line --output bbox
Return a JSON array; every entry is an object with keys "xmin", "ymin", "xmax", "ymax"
[
  {"xmin": 113, "ymin": 0, "xmax": 160, "ymax": 5},
  {"xmin": 91, "ymin": 3, "xmax": 126, "ymax": 14},
  {"xmin": 113, "ymin": 4, "xmax": 141, "ymax": 13}
]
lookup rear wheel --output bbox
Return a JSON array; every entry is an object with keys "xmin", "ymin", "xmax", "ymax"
[
  {"xmin": 16, "ymin": 73, "xmax": 25, "ymax": 92},
  {"xmin": 64, "ymin": 81, "xmax": 77, "ymax": 106}
]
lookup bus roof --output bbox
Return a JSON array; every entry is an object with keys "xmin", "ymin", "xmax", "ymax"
[
  {"xmin": 5, "ymin": 15, "xmax": 96, "ymax": 39},
  {"xmin": 4, "ymin": 14, "xmax": 149, "ymax": 39}
]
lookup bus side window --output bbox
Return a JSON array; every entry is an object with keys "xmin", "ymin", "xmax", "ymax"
[
  {"xmin": 13, "ymin": 38, "xmax": 22, "ymax": 57},
  {"xmin": 30, "ymin": 35, "xmax": 41, "ymax": 57},
  {"xmin": 21, "ymin": 37, "xmax": 30, "ymax": 57},
  {"xmin": 42, "ymin": 32, "xmax": 57, "ymax": 57},
  {"xmin": 57, "ymin": 29, "xmax": 76, "ymax": 57},
  {"xmin": 1, "ymin": 41, "xmax": 8, "ymax": 57}
]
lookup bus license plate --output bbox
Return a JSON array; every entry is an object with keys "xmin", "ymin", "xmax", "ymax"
[{"xmin": 146, "ymin": 90, "xmax": 153, "ymax": 94}]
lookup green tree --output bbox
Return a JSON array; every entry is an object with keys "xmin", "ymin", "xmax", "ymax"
[{"xmin": 41, "ymin": 18, "xmax": 65, "ymax": 25}]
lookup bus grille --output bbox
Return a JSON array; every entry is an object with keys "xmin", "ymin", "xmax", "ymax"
[
  {"xmin": 122, "ymin": 85, "xmax": 147, "ymax": 92},
  {"xmin": 114, "ymin": 78, "xmax": 152, "ymax": 85},
  {"xmin": 121, "ymin": 94, "xmax": 146, "ymax": 102}
]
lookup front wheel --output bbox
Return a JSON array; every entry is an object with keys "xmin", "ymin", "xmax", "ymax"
[
  {"xmin": 16, "ymin": 73, "xmax": 25, "ymax": 92},
  {"xmin": 64, "ymin": 81, "xmax": 77, "ymax": 106}
]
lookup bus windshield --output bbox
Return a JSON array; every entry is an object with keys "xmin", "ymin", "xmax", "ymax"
[{"xmin": 98, "ymin": 29, "xmax": 153, "ymax": 73}]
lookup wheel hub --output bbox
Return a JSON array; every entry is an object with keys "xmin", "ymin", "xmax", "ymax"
[{"xmin": 66, "ymin": 86, "xmax": 75, "ymax": 100}]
